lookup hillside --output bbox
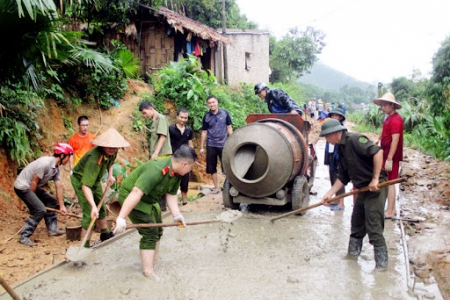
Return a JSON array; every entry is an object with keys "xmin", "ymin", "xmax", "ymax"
[{"xmin": 299, "ymin": 61, "xmax": 374, "ymax": 91}]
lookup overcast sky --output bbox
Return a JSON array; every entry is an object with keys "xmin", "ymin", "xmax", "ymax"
[{"xmin": 235, "ymin": 0, "xmax": 450, "ymax": 83}]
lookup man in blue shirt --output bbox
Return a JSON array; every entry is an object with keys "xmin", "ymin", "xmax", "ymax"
[{"xmin": 199, "ymin": 96, "xmax": 233, "ymax": 193}]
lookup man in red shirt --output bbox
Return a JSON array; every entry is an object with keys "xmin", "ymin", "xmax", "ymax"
[{"xmin": 373, "ymin": 92, "xmax": 404, "ymax": 219}]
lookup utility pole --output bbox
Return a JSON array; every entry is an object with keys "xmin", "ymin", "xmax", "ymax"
[{"xmin": 222, "ymin": 0, "xmax": 228, "ymax": 85}]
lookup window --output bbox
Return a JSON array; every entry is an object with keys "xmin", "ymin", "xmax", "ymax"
[{"xmin": 245, "ymin": 52, "xmax": 251, "ymax": 70}]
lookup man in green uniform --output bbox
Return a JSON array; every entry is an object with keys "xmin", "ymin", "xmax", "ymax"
[
  {"xmin": 71, "ymin": 128, "xmax": 130, "ymax": 247},
  {"xmin": 139, "ymin": 100, "xmax": 173, "ymax": 211},
  {"xmin": 139, "ymin": 100, "xmax": 172, "ymax": 160},
  {"xmin": 113, "ymin": 145, "xmax": 197, "ymax": 278},
  {"xmin": 320, "ymin": 119, "xmax": 389, "ymax": 270}
]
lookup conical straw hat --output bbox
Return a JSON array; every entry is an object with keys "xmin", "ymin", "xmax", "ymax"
[
  {"xmin": 92, "ymin": 128, "xmax": 130, "ymax": 148},
  {"xmin": 373, "ymin": 92, "xmax": 402, "ymax": 109}
]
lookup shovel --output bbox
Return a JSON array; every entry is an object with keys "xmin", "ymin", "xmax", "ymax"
[
  {"xmin": 122, "ymin": 210, "xmax": 244, "ymax": 230},
  {"xmin": 270, "ymin": 178, "xmax": 406, "ymax": 222},
  {"xmin": 126, "ymin": 219, "xmax": 221, "ymax": 229},
  {"xmin": 66, "ymin": 184, "xmax": 111, "ymax": 262}
]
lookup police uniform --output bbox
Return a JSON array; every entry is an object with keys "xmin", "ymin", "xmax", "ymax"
[
  {"xmin": 118, "ymin": 157, "xmax": 181, "ymax": 250},
  {"xmin": 71, "ymin": 146, "xmax": 117, "ymax": 229},
  {"xmin": 337, "ymin": 132, "xmax": 388, "ymax": 247}
]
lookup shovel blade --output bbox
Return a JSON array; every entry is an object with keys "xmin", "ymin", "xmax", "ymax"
[{"xmin": 66, "ymin": 245, "xmax": 92, "ymax": 262}]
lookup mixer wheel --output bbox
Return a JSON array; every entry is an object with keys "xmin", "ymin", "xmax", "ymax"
[
  {"xmin": 222, "ymin": 178, "xmax": 239, "ymax": 209},
  {"xmin": 291, "ymin": 176, "xmax": 310, "ymax": 215}
]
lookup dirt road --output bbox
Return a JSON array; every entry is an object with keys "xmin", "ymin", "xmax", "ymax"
[{"xmin": 1, "ymin": 140, "xmax": 443, "ymax": 300}]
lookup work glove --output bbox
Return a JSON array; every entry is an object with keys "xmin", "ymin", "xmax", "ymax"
[
  {"xmin": 200, "ymin": 148, "xmax": 205, "ymax": 155},
  {"xmin": 113, "ymin": 216, "xmax": 127, "ymax": 234},
  {"xmin": 173, "ymin": 214, "xmax": 187, "ymax": 227},
  {"xmin": 385, "ymin": 160, "xmax": 393, "ymax": 172}
]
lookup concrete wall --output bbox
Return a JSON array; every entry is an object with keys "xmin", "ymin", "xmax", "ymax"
[{"xmin": 220, "ymin": 30, "xmax": 270, "ymax": 87}]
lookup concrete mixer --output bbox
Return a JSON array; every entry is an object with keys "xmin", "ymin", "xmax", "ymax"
[{"xmin": 222, "ymin": 113, "xmax": 316, "ymax": 215}]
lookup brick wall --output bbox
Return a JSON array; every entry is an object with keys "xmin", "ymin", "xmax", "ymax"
[{"xmin": 221, "ymin": 30, "xmax": 270, "ymax": 87}]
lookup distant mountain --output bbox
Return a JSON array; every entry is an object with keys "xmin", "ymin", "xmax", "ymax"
[{"xmin": 298, "ymin": 61, "xmax": 373, "ymax": 91}]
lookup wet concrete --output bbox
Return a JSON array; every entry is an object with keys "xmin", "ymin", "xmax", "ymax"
[{"xmin": 1, "ymin": 140, "xmax": 443, "ymax": 300}]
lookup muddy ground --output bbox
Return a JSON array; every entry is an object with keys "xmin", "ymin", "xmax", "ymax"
[
  {"xmin": 0, "ymin": 140, "xmax": 447, "ymax": 300},
  {"xmin": 0, "ymin": 81, "xmax": 450, "ymax": 298}
]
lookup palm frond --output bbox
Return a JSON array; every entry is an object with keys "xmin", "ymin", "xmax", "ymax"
[
  {"xmin": 69, "ymin": 47, "xmax": 117, "ymax": 72},
  {"xmin": 16, "ymin": 0, "xmax": 56, "ymax": 20}
]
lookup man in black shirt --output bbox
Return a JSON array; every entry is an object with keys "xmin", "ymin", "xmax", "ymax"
[
  {"xmin": 254, "ymin": 82, "xmax": 303, "ymax": 116},
  {"xmin": 169, "ymin": 108, "xmax": 194, "ymax": 205}
]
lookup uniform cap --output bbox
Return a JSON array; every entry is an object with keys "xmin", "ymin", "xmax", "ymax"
[
  {"xmin": 373, "ymin": 92, "xmax": 402, "ymax": 109},
  {"xmin": 328, "ymin": 108, "xmax": 346, "ymax": 121},
  {"xmin": 92, "ymin": 128, "xmax": 130, "ymax": 148},
  {"xmin": 320, "ymin": 119, "xmax": 347, "ymax": 137}
]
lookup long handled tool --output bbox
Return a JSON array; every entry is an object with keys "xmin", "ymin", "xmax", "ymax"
[
  {"xmin": 45, "ymin": 207, "xmax": 81, "ymax": 219},
  {"xmin": 0, "ymin": 274, "xmax": 20, "ymax": 300},
  {"xmin": 126, "ymin": 219, "xmax": 221, "ymax": 229},
  {"xmin": 66, "ymin": 184, "xmax": 111, "ymax": 262},
  {"xmin": 270, "ymin": 178, "xmax": 406, "ymax": 222}
]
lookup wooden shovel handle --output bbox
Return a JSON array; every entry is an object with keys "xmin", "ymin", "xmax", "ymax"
[
  {"xmin": 46, "ymin": 207, "xmax": 81, "ymax": 219},
  {"xmin": 78, "ymin": 184, "xmax": 111, "ymax": 248},
  {"xmin": 0, "ymin": 275, "xmax": 20, "ymax": 300},
  {"xmin": 126, "ymin": 219, "xmax": 220, "ymax": 229},
  {"xmin": 270, "ymin": 178, "xmax": 406, "ymax": 222}
]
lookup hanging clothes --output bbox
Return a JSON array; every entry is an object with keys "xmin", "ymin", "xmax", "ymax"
[{"xmin": 194, "ymin": 39, "xmax": 202, "ymax": 56}]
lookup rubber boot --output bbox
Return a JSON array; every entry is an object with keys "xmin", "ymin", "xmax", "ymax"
[
  {"xmin": 347, "ymin": 237, "xmax": 363, "ymax": 259},
  {"xmin": 44, "ymin": 212, "xmax": 65, "ymax": 236},
  {"xmin": 100, "ymin": 232, "xmax": 115, "ymax": 242},
  {"xmin": 374, "ymin": 246, "xmax": 389, "ymax": 271},
  {"xmin": 20, "ymin": 218, "xmax": 38, "ymax": 247}
]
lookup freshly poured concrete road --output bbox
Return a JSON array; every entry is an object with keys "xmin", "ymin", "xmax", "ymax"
[{"xmin": 2, "ymin": 141, "xmax": 442, "ymax": 300}]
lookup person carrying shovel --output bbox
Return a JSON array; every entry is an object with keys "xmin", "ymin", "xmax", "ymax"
[
  {"xmin": 319, "ymin": 119, "xmax": 389, "ymax": 271},
  {"xmin": 71, "ymin": 128, "xmax": 130, "ymax": 247},
  {"xmin": 14, "ymin": 143, "xmax": 73, "ymax": 246},
  {"xmin": 113, "ymin": 145, "xmax": 197, "ymax": 279}
]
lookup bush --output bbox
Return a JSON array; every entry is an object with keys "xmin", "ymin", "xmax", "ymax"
[
  {"xmin": 0, "ymin": 83, "xmax": 43, "ymax": 166},
  {"xmin": 154, "ymin": 55, "xmax": 217, "ymax": 130}
]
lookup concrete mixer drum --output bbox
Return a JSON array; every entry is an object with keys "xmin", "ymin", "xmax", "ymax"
[{"xmin": 222, "ymin": 114, "xmax": 316, "ymax": 214}]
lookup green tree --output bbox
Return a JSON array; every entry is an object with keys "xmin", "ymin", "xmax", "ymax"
[
  {"xmin": 148, "ymin": 0, "xmax": 257, "ymax": 29},
  {"xmin": 270, "ymin": 27, "xmax": 326, "ymax": 83},
  {"xmin": 0, "ymin": 0, "xmax": 116, "ymax": 90},
  {"xmin": 428, "ymin": 36, "xmax": 450, "ymax": 116}
]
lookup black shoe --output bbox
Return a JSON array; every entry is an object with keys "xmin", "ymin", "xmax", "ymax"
[{"xmin": 100, "ymin": 232, "xmax": 115, "ymax": 242}]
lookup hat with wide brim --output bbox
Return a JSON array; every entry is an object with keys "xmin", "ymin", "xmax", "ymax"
[
  {"xmin": 320, "ymin": 119, "xmax": 347, "ymax": 137},
  {"xmin": 92, "ymin": 128, "xmax": 130, "ymax": 148},
  {"xmin": 373, "ymin": 92, "xmax": 402, "ymax": 109},
  {"xmin": 328, "ymin": 108, "xmax": 346, "ymax": 122}
]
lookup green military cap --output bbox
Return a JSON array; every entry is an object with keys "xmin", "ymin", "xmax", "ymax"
[
  {"xmin": 320, "ymin": 119, "xmax": 347, "ymax": 137},
  {"xmin": 328, "ymin": 108, "xmax": 346, "ymax": 121}
]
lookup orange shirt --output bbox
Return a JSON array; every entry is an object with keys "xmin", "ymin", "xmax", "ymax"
[{"xmin": 68, "ymin": 132, "xmax": 96, "ymax": 166}]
